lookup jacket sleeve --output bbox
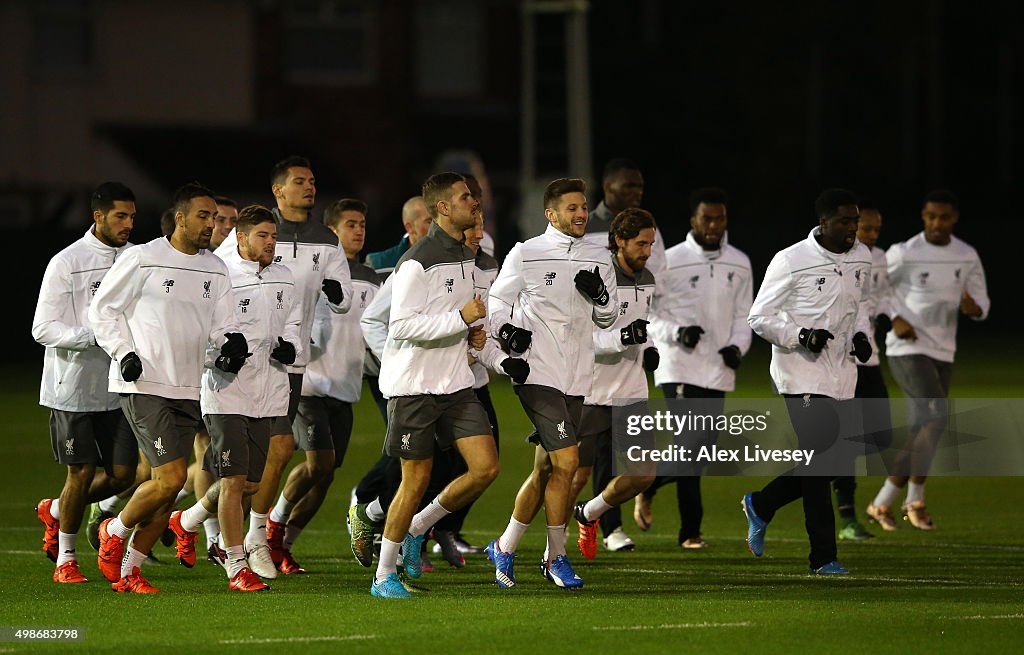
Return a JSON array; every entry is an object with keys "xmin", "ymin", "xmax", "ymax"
[
  {"xmin": 389, "ymin": 261, "xmax": 467, "ymax": 342},
  {"xmin": 965, "ymin": 249, "xmax": 991, "ymax": 321},
  {"xmin": 207, "ymin": 274, "xmax": 242, "ymax": 366},
  {"xmin": 873, "ymin": 260, "xmax": 893, "ymax": 318},
  {"xmin": 88, "ymin": 249, "xmax": 145, "ymax": 361},
  {"xmin": 729, "ymin": 258, "xmax": 755, "ymax": 354},
  {"xmin": 32, "ymin": 255, "xmax": 96, "ymax": 351},
  {"xmin": 487, "ymin": 243, "xmax": 525, "ymax": 335},
  {"xmin": 748, "ymin": 251, "xmax": 801, "ymax": 349},
  {"xmin": 475, "ymin": 336, "xmax": 510, "ymax": 373},
  {"xmin": 648, "ymin": 267, "xmax": 681, "ymax": 346},
  {"xmin": 593, "ymin": 324, "xmax": 625, "ymax": 355},
  {"xmin": 360, "ymin": 275, "xmax": 392, "ymax": 360},
  {"xmin": 591, "ymin": 256, "xmax": 619, "ymax": 329},
  {"xmin": 885, "ymin": 244, "xmax": 911, "ymax": 322},
  {"xmin": 283, "ymin": 272, "xmax": 304, "ymax": 363},
  {"xmin": 324, "ymin": 243, "xmax": 353, "ymax": 314}
]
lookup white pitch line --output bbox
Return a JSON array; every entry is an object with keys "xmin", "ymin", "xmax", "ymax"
[
  {"xmin": 606, "ymin": 568, "xmax": 1024, "ymax": 588},
  {"xmin": 942, "ymin": 614, "xmax": 1024, "ymax": 620},
  {"xmin": 593, "ymin": 621, "xmax": 752, "ymax": 631},
  {"xmin": 219, "ymin": 635, "xmax": 377, "ymax": 645}
]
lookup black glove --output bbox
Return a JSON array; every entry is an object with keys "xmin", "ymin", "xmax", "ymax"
[
  {"xmin": 718, "ymin": 345, "xmax": 742, "ymax": 370},
  {"xmin": 322, "ymin": 278, "xmax": 344, "ymax": 305},
  {"xmin": 500, "ymin": 357, "xmax": 530, "ymax": 384},
  {"xmin": 214, "ymin": 354, "xmax": 246, "ymax": 374},
  {"xmin": 220, "ymin": 332, "xmax": 249, "ymax": 359},
  {"xmin": 874, "ymin": 313, "xmax": 892, "ymax": 336},
  {"xmin": 676, "ymin": 325, "xmax": 705, "ymax": 349},
  {"xmin": 120, "ymin": 352, "xmax": 143, "ymax": 382},
  {"xmin": 271, "ymin": 337, "xmax": 296, "ymax": 365},
  {"xmin": 498, "ymin": 323, "xmax": 532, "ymax": 354},
  {"xmin": 850, "ymin": 331, "xmax": 872, "ymax": 363},
  {"xmin": 642, "ymin": 347, "xmax": 660, "ymax": 372},
  {"xmin": 798, "ymin": 327, "xmax": 835, "ymax": 354},
  {"xmin": 574, "ymin": 266, "xmax": 609, "ymax": 306},
  {"xmin": 620, "ymin": 318, "xmax": 649, "ymax": 346}
]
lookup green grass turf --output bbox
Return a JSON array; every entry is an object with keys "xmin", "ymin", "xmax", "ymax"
[{"xmin": 1, "ymin": 339, "xmax": 1021, "ymax": 654}]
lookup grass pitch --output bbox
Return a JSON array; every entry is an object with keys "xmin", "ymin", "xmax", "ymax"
[{"xmin": 1, "ymin": 340, "xmax": 1021, "ymax": 654}]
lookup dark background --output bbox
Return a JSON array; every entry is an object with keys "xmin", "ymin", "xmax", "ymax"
[{"xmin": 12, "ymin": 0, "xmax": 1016, "ymax": 364}]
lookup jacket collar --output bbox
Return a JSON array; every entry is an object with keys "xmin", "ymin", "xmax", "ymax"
[
  {"xmin": 806, "ymin": 226, "xmax": 854, "ymax": 263},
  {"xmin": 222, "ymin": 243, "xmax": 264, "ymax": 275},
  {"xmin": 84, "ymin": 226, "xmax": 125, "ymax": 254},
  {"xmin": 684, "ymin": 230, "xmax": 729, "ymax": 260},
  {"xmin": 427, "ymin": 220, "xmax": 467, "ymax": 250},
  {"xmin": 543, "ymin": 222, "xmax": 582, "ymax": 248}
]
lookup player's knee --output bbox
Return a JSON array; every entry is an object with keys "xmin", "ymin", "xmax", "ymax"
[
  {"xmin": 154, "ymin": 470, "xmax": 187, "ymax": 496},
  {"xmin": 65, "ymin": 463, "xmax": 94, "ymax": 485},
  {"xmin": 634, "ymin": 475, "xmax": 656, "ymax": 492},
  {"xmin": 242, "ymin": 481, "xmax": 260, "ymax": 497},
  {"xmin": 474, "ymin": 459, "xmax": 500, "ymax": 486}
]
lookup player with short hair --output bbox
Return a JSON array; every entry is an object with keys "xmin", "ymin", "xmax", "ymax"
[
  {"xmin": 743, "ymin": 188, "xmax": 872, "ymax": 575},
  {"xmin": 484, "ymin": 177, "xmax": 618, "ymax": 590},
  {"xmin": 866, "ymin": 189, "xmax": 990, "ymax": 531},
  {"xmin": 90, "ymin": 182, "xmax": 247, "ymax": 592},
  {"xmin": 32, "ymin": 181, "xmax": 139, "ymax": 583}
]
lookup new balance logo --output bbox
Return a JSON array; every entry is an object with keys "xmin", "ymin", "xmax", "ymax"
[
  {"xmin": 620, "ymin": 301, "xmax": 629, "ymax": 316},
  {"xmin": 65, "ymin": 438, "xmax": 75, "ymax": 456},
  {"xmin": 557, "ymin": 421, "xmax": 568, "ymax": 439},
  {"xmin": 816, "ymin": 277, "xmax": 826, "ymax": 291},
  {"xmin": 154, "ymin": 437, "xmax": 167, "ymax": 456},
  {"xmin": 203, "ymin": 280, "xmax": 212, "ymax": 298},
  {"xmin": 162, "ymin": 279, "xmax": 175, "ymax": 293},
  {"xmin": 544, "ymin": 272, "xmax": 556, "ymax": 286},
  {"xmin": 239, "ymin": 298, "xmax": 250, "ymax": 313},
  {"xmin": 90, "ymin": 281, "xmax": 101, "ymax": 296},
  {"xmin": 445, "ymin": 279, "xmax": 454, "ymax": 293},
  {"xmin": 312, "ymin": 253, "xmax": 321, "ymax": 271},
  {"xmin": 274, "ymin": 256, "xmax": 282, "ymax": 263},
  {"xmin": 401, "ymin": 433, "xmax": 412, "ymax": 450}
]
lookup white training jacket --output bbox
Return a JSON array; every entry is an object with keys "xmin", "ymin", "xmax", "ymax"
[
  {"xmin": 748, "ymin": 227, "xmax": 872, "ymax": 400},
  {"xmin": 379, "ymin": 222, "xmax": 478, "ymax": 397},
  {"xmin": 488, "ymin": 223, "xmax": 618, "ymax": 397},
  {"xmin": 884, "ymin": 232, "xmax": 990, "ymax": 363},
  {"xmin": 585, "ymin": 260, "xmax": 656, "ymax": 406},
  {"xmin": 200, "ymin": 247, "xmax": 301, "ymax": 418},
  {"xmin": 32, "ymin": 228, "xmax": 133, "ymax": 412},
  {"xmin": 216, "ymin": 208, "xmax": 352, "ymax": 372},
  {"xmin": 89, "ymin": 237, "xmax": 238, "ymax": 400},
  {"xmin": 649, "ymin": 231, "xmax": 753, "ymax": 392},
  {"xmin": 361, "ymin": 251, "xmax": 508, "ymax": 398},
  {"xmin": 303, "ymin": 259, "xmax": 381, "ymax": 403},
  {"xmin": 861, "ymin": 244, "xmax": 893, "ymax": 367}
]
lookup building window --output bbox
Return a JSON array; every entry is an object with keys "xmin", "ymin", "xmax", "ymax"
[
  {"xmin": 32, "ymin": 0, "xmax": 94, "ymax": 73},
  {"xmin": 284, "ymin": 0, "xmax": 377, "ymax": 85}
]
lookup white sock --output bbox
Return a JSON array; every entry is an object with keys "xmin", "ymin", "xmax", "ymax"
[
  {"xmin": 56, "ymin": 531, "xmax": 76, "ymax": 566},
  {"xmin": 906, "ymin": 481, "xmax": 925, "ymax": 505},
  {"xmin": 375, "ymin": 537, "xmax": 400, "ymax": 583},
  {"xmin": 174, "ymin": 488, "xmax": 189, "ymax": 505},
  {"xmin": 546, "ymin": 524, "xmax": 567, "ymax": 560},
  {"xmin": 409, "ymin": 496, "xmax": 451, "ymax": 537},
  {"xmin": 283, "ymin": 524, "xmax": 303, "ymax": 550},
  {"xmin": 225, "ymin": 545, "xmax": 246, "ymax": 578},
  {"xmin": 270, "ymin": 493, "xmax": 294, "ymax": 523},
  {"xmin": 203, "ymin": 518, "xmax": 221, "ymax": 546},
  {"xmin": 245, "ymin": 511, "xmax": 268, "ymax": 547},
  {"xmin": 498, "ymin": 517, "xmax": 529, "ymax": 554},
  {"xmin": 584, "ymin": 494, "xmax": 614, "ymax": 522},
  {"xmin": 179, "ymin": 501, "xmax": 211, "ymax": 533},
  {"xmin": 98, "ymin": 495, "xmax": 120, "ymax": 513},
  {"xmin": 49, "ymin": 498, "xmax": 61, "ymax": 519},
  {"xmin": 873, "ymin": 480, "xmax": 902, "ymax": 508},
  {"xmin": 120, "ymin": 546, "xmax": 146, "ymax": 578},
  {"xmin": 366, "ymin": 498, "xmax": 386, "ymax": 522},
  {"xmin": 108, "ymin": 515, "xmax": 132, "ymax": 539}
]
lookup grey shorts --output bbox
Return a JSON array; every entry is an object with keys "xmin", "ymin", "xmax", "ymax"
[
  {"xmin": 384, "ymin": 387, "xmax": 492, "ymax": 460},
  {"xmin": 48, "ymin": 408, "xmax": 138, "ymax": 468},
  {"xmin": 293, "ymin": 396, "xmax": 354, "ymax": 466},
  {"xmin": 517, "ymin": 384, "xmax": 584, "ymax": 453},
  {"xmin": 887, "ymin": 354, "xmax": 952, "ymax": 429},
  {"xmin": 202, "ymin": 415, "xmax": 272, "ymax": 482},
  {"xmin": 120, "ymin": 394, "xmax": 201, "ymax": 468}
]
